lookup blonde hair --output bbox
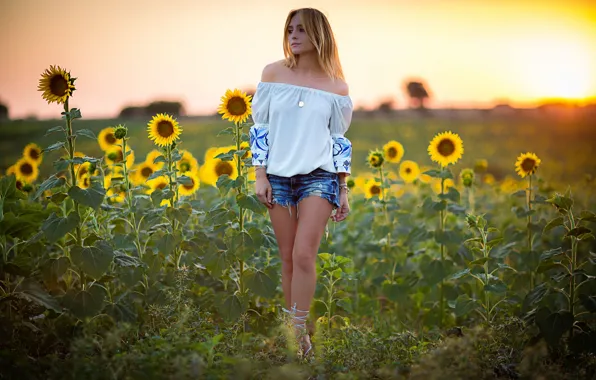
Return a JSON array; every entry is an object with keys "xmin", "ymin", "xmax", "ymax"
[{"xmin": 282, "ymin": 8, "xmax": 345, "ymax": 81}]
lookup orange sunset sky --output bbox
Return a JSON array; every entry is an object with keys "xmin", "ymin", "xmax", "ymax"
[{"xmin": 1, "ymin": 0, "xmax": 595, "ymax": 119}]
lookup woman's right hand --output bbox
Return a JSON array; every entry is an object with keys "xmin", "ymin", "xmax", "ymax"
[{"xmin": 255, "ymin": 168, "xmax": 273, "ymax": 209}]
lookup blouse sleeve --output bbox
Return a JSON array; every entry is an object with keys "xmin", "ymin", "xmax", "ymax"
[
  {"xmin": 249, "ymin": 83, "xmax": 271, "ymax": 167},
  {"xmin": 329, "ymin": 97, "xmax": 354, "ymax": 175}
]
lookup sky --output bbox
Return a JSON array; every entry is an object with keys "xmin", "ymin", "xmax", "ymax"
[{"xmin": 1, "ymin": 0, "xmax": 595, "ymax": 119}]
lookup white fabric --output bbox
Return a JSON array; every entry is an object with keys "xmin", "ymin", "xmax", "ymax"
[{"xmin": 249, "ymin": 81, "xmax": 353, "ymax": 177}]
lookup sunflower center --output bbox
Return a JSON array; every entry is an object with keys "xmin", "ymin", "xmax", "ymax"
[
  {"xmin": 157, "ymin": 182, "xmax": 167, "ymax": 190},
  {"xmin": 16, "ymin": 180, "xmax": 23, "ymax": 190},
  {"xmin": 105, "ymin": 132, "xmax": 117, "ymax": 145},
  {"xmin": 115, "ymin": 150, "xmax": 124, "ymax": 163},
  {"xmin": 20, "ymin": 162, "xmax": 33, "ymax": 175},
  {"xmin": 437, "ymin": 139, "xmax": 455, "ymax": 157},
  {"xmin": 215, "ymin": 161, "xmax": 234, "ymax": 176},
  {"xmin": 183, "ymin": 179, "xmax": 195, "ymax": 190},
  {"xmin": 180, "ymin": 161, "xmax": 191, "ymax": 172},
  {"xmin": 78, "ymin": 166, "xmax": 88, "ymax": 178},
  {"xmin": 29, "ymin": 149, "xmax": 40, "ymax": 160},
  {"xmin": 387, "ymin": 147, "xmax": 397, "ymax": 158},
  {"xmin": 371, "ymin": 185, "xmax": 381, "ymax": 195},
  {"xmin": 157, "ymin": 121, "xmax": 175, "ymax": 138},
  {"xmin": 405, "ymin": 168, "xmax": 412, "ymax": 174},
  {"xmin": 521, "ymin": 158, "xmax": 536, "ymax": 172},
  {"xmin": 227, "ymin": 97, "xmax": 248, "ymax": 116},
  {"xmin": 50, "ymin": 75, "xmax": 69, "ymax": 97},
  {"xmin": 141, "ymin": 166, "xmax": 153, "ymax": 178}
]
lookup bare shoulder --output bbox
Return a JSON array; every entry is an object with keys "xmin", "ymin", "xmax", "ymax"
[
  {"xmin": 331, "ymin": 79, "xmax": 349, "ymax": 96},
  {"xmin": 260, "ymin": 60, "xmax": 286, "ymax": 82}
]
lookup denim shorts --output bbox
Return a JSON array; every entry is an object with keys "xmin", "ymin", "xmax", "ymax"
[{"xmin": 267, "ymin": 168, "xmax": 340, "ymax": 218}]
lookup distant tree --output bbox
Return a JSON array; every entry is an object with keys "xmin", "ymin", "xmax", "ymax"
[
  {"xmin": 119, "ymin": 106, "xmax": 146, "ymax": 119},
  {"xmin": 376, "ymin": 98, "xmax": 396, "ymax": 113},
  {"xmin": 405, "ymin": 81, "xmax": 430, "ymax": 109},
  {"xmin": 0, "ymin": 103, "xmax": 8, "ymax": 120},
  {"xmin": 146, "ymin": 101, "xmax": 185, "ymax": 117}
]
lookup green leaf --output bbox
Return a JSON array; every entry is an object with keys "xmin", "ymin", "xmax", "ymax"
[
  {"xmin": 220, "ymin": 294, "xmax": 243, "ymax": 321},
  {"xmin": 166, "ymin": 204, "xmax": 191, "ymax": 225},
  {"xmin": 245, "ymin": 270, "xmax": 276, "ymax": 298},
  {"xmin": 43, "ymin": 141, "xmax": 65, "ymax": 153},
  {"xmin": 45, "ymin": 125, "xmax": 64, "ymax": 136},
  {"xmin": 157, "ymin": 233, "xmax": 179, "ymax": 256},
  {"xmin": 579, "ymin": 211, "xmax": 596, "ymax": 223},
  {"xmin": 486, "ymin": 237, "xmax": 503, "ymax": 251},
  {"xmin": 53, "ymin": 158, "xmax": 70, "ymax": 172},
  {"xmin": 540, "ymin": 247, "xmax": 563, "ymax": 262},
  {"xmin": 68, "ymin": 182, "xmax": 105, "ymax": 210},
  {"xmin": 42, "ymin": 257, "xmax": 70, "ymax": 285},
  {"xmin": 450, "ymin": 268, "xmax": 470, "ymax": 280},
  {"xmin": 15, "ymin": 278, "xmax": 62, "ymax": 313},
  {"xmin": 579, "ymin": 294, "xmax": 596, "ymax": 313},
  {"xmin": 423, "ymin": 169, "xmax": 453, "ymax": 179},
  {"xmin": 34, "ymin": 175, "xmax": 66, "ymax": 199},
  {"xmin": 50, "ymin": 192, "xmax": 68, "ymax": 204},
  {"xmin": 511, "ymin": 189, "xmax": 527, "ymax": 198},
  {"xmin": 469, "ymin": 257, "xmax": 490, "ymax": 267},
  {"xmin": 438, "ymin": 187, "xmax": 460, "ymax": 203},
  {"xmin": 535, "ymin": 309, "xmax": 574, "ymax": 347},
  {"xmin": 484, "ymin": 280, "xmax": 507, "ymax": 294},
  {"xmin": 113, "ymin": 251, "xmax": 143, "ymax": 268},
  {"xmin": 147, "ymin": 169, "xmax": 168, "ymax": 181},
  {"xmin": 544, "ymin": 217, "xmax": 564, "ymax": 233},
  {"xmin": 70, "ymin": 108, "xmax": 82, "ymax": 119},
  {"xmin": 522, "ymin": 283, "xmax": 549, "ymax": 313},
  {"xmin": 176, "ymin": 175, "xmax": 193, "ymax": 186},
  {"xmin": 546, "ymin": 193, "xmax": 574, "ymax": 213},
  {"xmin": 454, "ymin": 295, "xmax": 478, "ymax": 317},
  {"xmin": 41, "ymin": 212, "xmax": 80, "ymax": 243},
  {"xmin": 236, "ymin": 193, "xmax": 266, "ymax": 214},
  {"xmin": 70, "ymin": 241, "xmax": 114, "ymax": 280},
  {"xmin": 337, "ymin": 298, "xmax": 353, "ymax": 313},
  {"xmin": 216, "ymin": 174, "xmax": 236, "ymax": 195},
  {"xmin": 62, "ymin": 285, "xmax": 106, "ymax": 320},
  {"xmin": 565, "ymin": 226, "xmax": 591, "ymax": 239},
  {"xmin": 422, "ymin": 259, "xmax": 446, "ymax": 286},
  {"xmin": 75, "ymin": 129, "xmax": 96, "ymax": 140}
]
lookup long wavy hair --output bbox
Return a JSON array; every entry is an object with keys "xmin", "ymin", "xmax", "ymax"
[{"xmin": 282, "ymin": 8, "xmax": 345, "ymax": 81}]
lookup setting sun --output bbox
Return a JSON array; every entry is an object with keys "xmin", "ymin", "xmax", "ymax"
[{"xmin": 516, "ymin": 34, "xmax": 593, "ymax": 100}]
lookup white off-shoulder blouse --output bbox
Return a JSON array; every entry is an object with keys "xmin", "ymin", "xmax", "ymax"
[{"xmin": 248, "ymin": 81, "xmax": 353, "ymax": 177}]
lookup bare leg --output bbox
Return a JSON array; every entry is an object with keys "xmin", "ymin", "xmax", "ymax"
[
  {"xmin": 291, "ymin": 196, "xmax": 333, "ymax": 353},
  {"xmin": 268, "ymin": 204, "xmax": 298, "ymax": 309}
]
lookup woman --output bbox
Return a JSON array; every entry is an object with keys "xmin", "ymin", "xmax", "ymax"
[{"xmin": 249, "ymin": 7, "xmax": 353, "ymax": 357}]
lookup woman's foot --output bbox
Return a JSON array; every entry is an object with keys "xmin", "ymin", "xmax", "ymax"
[{"xmin": 282, "ymin": 303, "xmax": 314, "ymax": 358}]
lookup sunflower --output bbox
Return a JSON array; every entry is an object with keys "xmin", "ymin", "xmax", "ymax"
[
  {"xmin": 474, "ymin": 159, "xmax": 488, "ymax": 173},
  {"xmin": 78, "ymin": 175, "xmax": 91, "ymax": 189},
  {"xmin": 367, "ymin": 150, "xmax": 384, "ymax": 169},
  {"xmin": 483, "ymin": 173, "xmax": 496, "ymax": 185},
  {"xmin": 76, "ymin": 162, "xmax": 98, "ymax": 181},
  {"xmin": 177, "ymin": 150, "xmax": 199, "ymax": 175},
  {"xmin": 364, "ymin": 179, "xmax": 383, "ymax": 199},
  {"xmin": 179, "ymin": 172, "xmax": 200, "ymax": 196},
  {"xmin": 515, "ymin": 152, "xmax": 541, "ymax": 178},
  {"xmin": 239, "ymin": 141, "xmax": 252, "ymax": 164},
  {"xmin": 146, "ymin": 176, "xmax": 170, "ymax": 194},
  {"xmin": 428, "ymin": 131, "xmax": 464, "ymax": 167},
  {"xmin": 204, "ymin": 146, "xmax": 219, "ymax": 162},
  {"xmin": 23, "ymin": 143, "xmax": 43, "ymax": 165},
  {"xmin": 98, "ymin": 127, "xmax": 121, "ymax": 152},
  {"xmin": 199, "ymin": 147, "xmax": 239, "ymax": 187},
  {"xmin": 37, "ymin": 65, "xmax": 76, "ymax": 104},
  {"xmin": 105, "ymin": 145, "xmax": 135, "ymax": 169},
  {"xmin": 14, "ymin": 157, "xmax": 39, "ymax": 183},
  {"xmin": 459, "ymin": 168, "xmax": 475, "ymax": 187},
  {"xmin": 399, "ymin": 160, "xmax": 420, "ymax": 183},
  {"xmin": 6, "ymin": 165, "xmax": 16, "ymax": 177},
  {"xmin": 383, "ymin": 141, "xmax": 404, "ymax": 164},
  {"xmin": 133, "ymin": 162, "xmax": 156, "ymax": 185},
  {"xmin": 146, "ymin": 149, "xmax": 165, "ymax": 170},
  {"xmin": 147, "ymin": 113, "xmax": 182, "ymax": 147},
  {"xmin": 432, "ymin": 178, "xmax": 455, "ymax": 194},
  {"xmin": 353, "ymin": 176, "xmax": 368, "ymax": 195},
  {"xmin": 106, "ymin": 188, "xmax": 125, "ymax": 203},
  {"xmin": 217, "ymin": 88, "xmax": 252, "ymax": 124}
]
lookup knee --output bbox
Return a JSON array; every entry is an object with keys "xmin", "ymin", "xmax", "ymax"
[
  {"xmin": 293, "ymin": 245, "xmax": 317, "ymax": 273},
  {"xmin": 279, "ymin": 246, "xmax": 293, "ymax": 271}
]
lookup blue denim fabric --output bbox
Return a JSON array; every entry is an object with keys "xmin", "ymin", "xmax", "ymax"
[{"xmin": 266, "ymin": 168, "xmax": 340, "ymax": 217}]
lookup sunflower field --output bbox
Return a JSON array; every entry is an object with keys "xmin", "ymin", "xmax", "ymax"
[{"xmin": 1, "ymin": 66, "xmax": 595, "ymax": 379}]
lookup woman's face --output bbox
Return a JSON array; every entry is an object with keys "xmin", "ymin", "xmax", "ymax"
[{"xmin": 287, "ymin": 13, "xmax": 314, "ymax": 55}]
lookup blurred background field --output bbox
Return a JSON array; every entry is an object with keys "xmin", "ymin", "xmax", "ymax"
[{"xmin": 2, "ymin": 109, "xmax": 595, "ymax": 192}]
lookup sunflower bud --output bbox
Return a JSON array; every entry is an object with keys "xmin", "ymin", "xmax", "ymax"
[
  {"xmin": 474, "ymin": 159, "xmax": 488, "ymax": 173},
  {"xmin": 107, "ymin": 152, "xmax": 119, "ymax": 161},
  {"xmin": 367, "ymin": 151, "xmax": 384, "ymax": 169},
  {"xmin": 460, "ymin": 168, "xmax": 475, "ymax": 188},
  {"xmin": 347, "ymin": 178, "xmax": 355, "ymax": 189},
  {"xmin": 114, "ymin": 125, "xmax": 127, "ymax": 139},
  {"xmin": 22, "ymin": 184, "xmax": 34, "ymax": 193}
]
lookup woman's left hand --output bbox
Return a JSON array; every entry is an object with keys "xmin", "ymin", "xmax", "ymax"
[{"xmin": 331, "ymin": 191, "xmax": 350, "ymax": 222}]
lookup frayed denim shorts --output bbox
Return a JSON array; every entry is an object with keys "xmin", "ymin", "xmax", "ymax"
[{"xmin": 266, "ymin": 168, "xmax": 340, "ymax": 218}]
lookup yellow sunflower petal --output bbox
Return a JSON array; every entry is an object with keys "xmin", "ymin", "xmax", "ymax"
[
  {"xmin": 383, "ymin": 141, "xmax": 405, "ymax": 164},
  {"xmin": 515, "ymin": 152, "xmax": 541, "ymax": 178},
  {"xmin": 179, "ymin": 172, "xmax": 200, "ymax": 196},
  {"xmin": 399, "ymin": 160, "xmax": 420, "ymax": 183},
  {"xmin": 217, "ymin": 88, "xmax": 253, "ymax": 124},
  {"xmin": 428, "ymin": 131, "xmax": 464, "ymax": 167},
  {"xmin": 14, "ymin": 157, "xmax": 39, "ymax": 183},
  {"xmin": 147, "ymin": 113, "xmax": 182, "ymax": 147},
  {"xmin": 23, "ymin": 143, "xmax": 43, "ymax": 165},
  {"xmin": 37, "ymin": 65, "xmax": 76, "ymax": 105},
  {"xmin": 98, "ymin": 127, "xmax": 121, "ymax": 152}
]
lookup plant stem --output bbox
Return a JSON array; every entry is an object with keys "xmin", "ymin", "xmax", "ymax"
[
  {"xmin": 481, "ymin": 228, "xmax": 490, "ymax": 324},
  {"xmin": 439, "ymin": 175, "xmax": 445, "ymax": 328},
  {"xmin": 235, "ymin": 122, "xmax": 246, "ymax": 295},
  {"xmin": 64, "ymin": 100, "xmax": 82, "ymax": 246},
  {"xmin": 568, "ymin": 210, "xmax": 577, "ymax": 322},
  {"xmin": 527, "ymin": 175, "xmax": 534, "ymax": 289}
]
